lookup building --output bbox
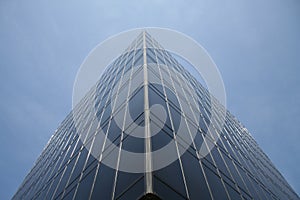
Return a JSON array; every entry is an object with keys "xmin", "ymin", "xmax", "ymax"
[{"xmin": 13, "ymin": 31, "xmax": 299, "ymax": 200}]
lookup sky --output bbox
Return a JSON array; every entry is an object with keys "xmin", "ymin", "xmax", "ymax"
[{"xmin": 0, "ymin": 0, "xmax": 299, "ymax": 199}]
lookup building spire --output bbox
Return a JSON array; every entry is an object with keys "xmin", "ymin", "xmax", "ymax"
[{"xmin": 143, "ymin": 30, "xmax": 153, "ymax": 193}]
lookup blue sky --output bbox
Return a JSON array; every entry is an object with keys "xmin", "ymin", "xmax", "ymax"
[{"xmin": 0, "ymin": 0, "xmax": 299, "ymax": 199}]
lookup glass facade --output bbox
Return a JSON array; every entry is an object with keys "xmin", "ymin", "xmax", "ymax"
[{"xmin": 13, "ymin": 32, "xmax": 299, "ymax": 200}]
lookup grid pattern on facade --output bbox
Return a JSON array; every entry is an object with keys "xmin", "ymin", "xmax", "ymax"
[{"xmin": 13, "ymin": 32, "xmax": 299, "ymax": 200}]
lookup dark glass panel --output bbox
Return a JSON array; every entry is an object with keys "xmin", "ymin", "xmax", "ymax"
[
  {"xmin": 148, "ymin": 65, "xmax": 162, "ymax": 84},
  {"xmin": 174, "ymin": 117, "xmax": 194, "ymax": 148},
  {"xmin": 53, "ymin": 156, "xmax": 77, "ymax": 198},
  {"xmin": 165, "ymin": 88, "xmax": 180, "ymax": 110},
  {"xmin": 83, "ymin": 155, "xmax": 98, "ymax": 176},
  {"xmin": 222, "ymin": 138, "xmax": 238, "ymax": 162},
  {"xmin": 88, "ymin": 132, "xmax": 105, "ymax": 161},
  {"xmin": 130, "ymin": 68, "xmax": 144, "ymax": 90},
  {"xmin": 199, "ymin": 116, "xmax": 209, "ymax": 133},
  {"xmin": 124, "ymin": 111, "xmax": 144, "ymax": 136},
  {"xmin": 134, "ymin": 53, "xmax": 144, "ymax": 67},
  {"xmin": 147, "ymin": 48, "xmax": 156, "ymax": 60},
  {"xmin": 106, "ymin": 119, "xmax": 122, "ymax": 147},
  {"xmin": 114, "ymin": 171, "xmax": 143, "ymax": 198},
  {"xmin": 253, "ymin": 182, "xmax": 268, "ymax": 200},
  {"xmin": 153, "ymin": 176, "xmax": 186, "ymax": 200},
  {"xmin": 122, "ymin": 129, "xmax": 145, "ymax": 153},
  {"xmin": 70, "ymin": 140, "xmax": 82, "ymax": 161},
  {"xmin": 100, "ymin": 102, "xmax": 112, "ymax": 126},
  {"xmin": 211, "ymin": 147, "xmax": 230, "ymax": 176},
  {"xmin": 149, "ymin": 83, "xmax": 165, "ymax": 99},
  {"xmin": 60, "ymin": 137, "xmax": 78, "ymax": 169},
  {"xmin": 148, "ymin": 85, "xmax": 173, "ymax": 131},
  {"xmin": 46, "ymin": 170, "xmax": 63, "ymax": 200},
  {"xmin": 216, "ymin": 136, "xmax": 228, "ymax": 154},
  {"xmin": 128, "ymin": 86, "xmax": 144, "ymax": 121},
  {"xmin": 135, "ymin": 40, "xmax": 143, "ymax": 50},
  {"xmin": 102, "ymin": 133, "xmax": 121, "ymax": 161},
  {"xmin": 151, "ymin": 120, "xmax": 173, "ymax": 151},
  {"xmin": 240, "ymin": 188, "xmax": 253, "ymax": 200},
  {"xmin": 69, "ymin": 149, "xmax": 88, "ymax": 185},
  {"xmin": 168, "ymin": 103, "xmax": 182, "ymax": 132},
  {"xmin": 242, "ymin": 175, "xmax": 261, "ymax": 200},
  {"xmin": 116, "ymin": 176, "xmax": 144, "ymax": 200},
  {"xmin": 147, "ymin": 54, "xmax": 157, "ymax": 64},
  {"xmin": 202, "ymin": 164, "xmax": 229, "ymax": 200},
  {"xmin": 194, "ymin": 131, "xmax": 204, "ymax": 152},
  {"xmin": 223, "ymin": 151, "xmax": 248, "ymax": 192},
  {"xmin": 114, "ymin": 82, "xmax": 129, "ymax": 110},
  {"xmin": 85, "ymin": 117, "xmax": 99, "ymax": 142},
  {"xmin": 36, "ymin": 160, "xmax": 57, "ymax": 192},
  {"xmin": 153, "ymin": 160, "xmax": 187, "ymax": 198},
  {"xmin": 73, "ymin": 166, "xmax": 97, "ymax": 200},
  {"xmin": 124, "ymin": 62, "xmax": 132, "ymax": 75},
  {"xmin": 61, "ymin": 185, "xmax": 76, "ymax": 200},
  {"xmin": 100, "ymin": 120, "xmax": 109, "ymax": 136},
  {"xmin": 114, "ymin": 69, "xmax": 123, "ymax": 84},
  {"xmin": 224, "ymin": 182, "xmax": 243, "ymax": 200},
  {"xmin": 35, "ymin": 183, "xmax": 51, "ymax": 200},
  {"xmin": 90, "ymin": 164, "xmax": 115, "ymax": 200},
  {"xmin": 180, "ymin": 151, "xmax": 212, "ymax": 200},
  {"xmin": 148, "ymin": 63, "xmax": 160, "ymax": 76},
  {"xmin": 156, "ymin": 53, "xmax": 165, "ymax": 65},
  {"xmin": 95, "ymin": 103, "xmax": 104, "ymax": 119}
]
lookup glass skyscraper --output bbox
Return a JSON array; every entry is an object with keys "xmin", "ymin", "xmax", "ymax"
[{"xmin": 13, "ymin": 32, "xmax": 299, "ymax": 200}]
